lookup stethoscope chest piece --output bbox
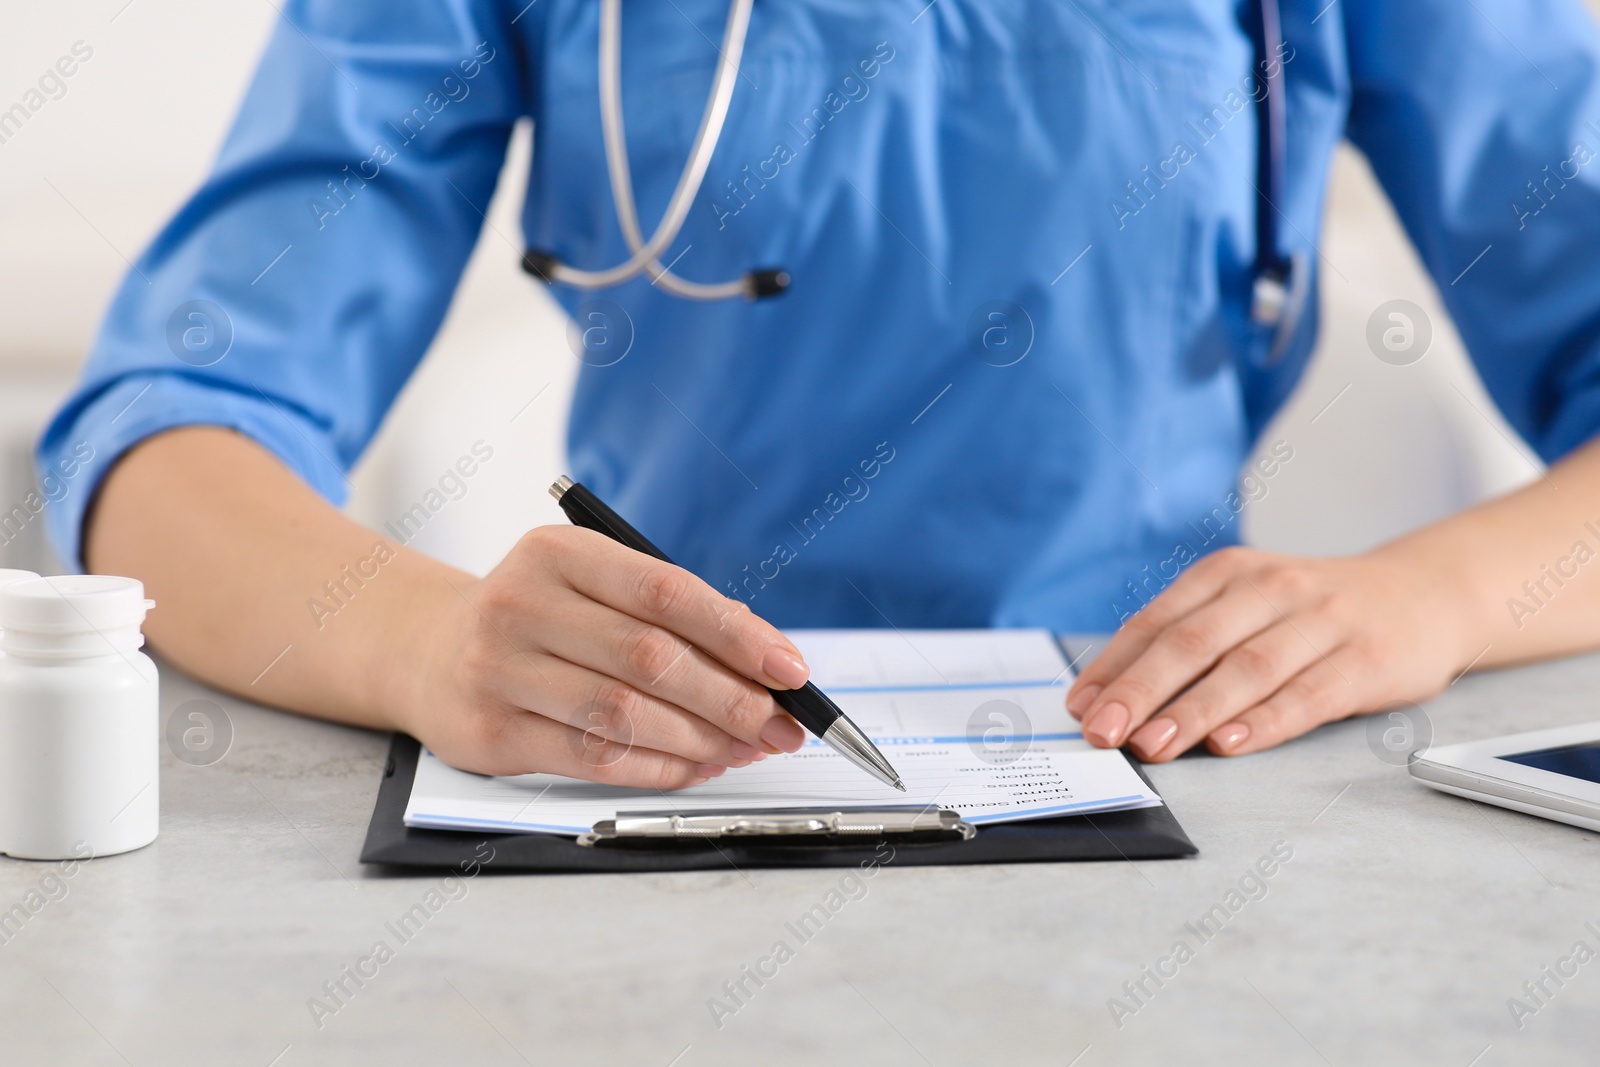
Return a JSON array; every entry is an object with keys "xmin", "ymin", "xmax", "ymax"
[{"xmin": 1250, "ymin": 249, "xmax": 1310, "ymax": 366}]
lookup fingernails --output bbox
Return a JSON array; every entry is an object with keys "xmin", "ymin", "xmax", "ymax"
[
  {"xmin": 759, "ymin": 715, "xmax": 807, "ymax": 753},
  {"xmin": 688, "ymin": 776, "xmax": 710, "ymax": 787},
  {"xmin": 1067, "ymin": 683, "xmax": 1102, "ymax": 719},
  {"xmin": 696, "ymin": 763, "xmax": 727, "ymax": 779},
  {"xmin": 762, "ymin": 648, "xmax": 811, "ymax": 689},
  {"xmin": 1210, "ymin": 722, "xmax": 1250, "ymax": 753},
  {"xmin": 730, "ymin": 740, "xmax": 764, "ymax": 761},
  {"xmin": 1082, "ymin": 702, "xmax": 1130, "ymax": 747},
  {"xmin": 1129, "ymin": 718, "xmax": 1178, "ymax": 760}
]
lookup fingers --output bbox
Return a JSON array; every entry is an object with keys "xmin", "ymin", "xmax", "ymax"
[
  {"xmin": 1067, "ymin": 547, "xmax": 1252, "ymax": 715},
  {"xmin": 436, "ymin": 525, "xmax": 817, "ymax": 789},
  {"xmin": 1204, "ymin": 651, "xmax": 1362, "ymax": 757},
  {"xmin": 491, "ymin": 651, "xmax": 771, "ymax": 768},
  {"xmin": 478, "ymin": 707, "xmax": 724, "ymax": 790},
  {"xmin": 1120, "ymin": 618, "xmax": 1338, "ymax": 761},
  {"xmin": 1076, "ymin": 583, "xmax": 1283, "ymax": 750},
  {"xmin": 550, "ymin": 528, "xmax": 811, "ymax": 690},
  {"xmin": 532, "ymin": 590, "xmax": 808, "ymax": 755}
]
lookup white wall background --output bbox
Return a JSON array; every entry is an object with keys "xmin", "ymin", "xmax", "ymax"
[{"xmin": 0, "ymin": 1, "xmax": 1554, "ymax": 577}]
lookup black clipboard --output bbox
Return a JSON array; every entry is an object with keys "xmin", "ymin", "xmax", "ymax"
[{"xmin": 359, "ymin": 733, "xmax": 1197, "ymax": 873}]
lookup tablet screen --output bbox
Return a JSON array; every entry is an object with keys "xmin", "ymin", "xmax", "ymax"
[{"xmin": 1500, "ymin": 741, "xmax": 1600, "ymax": 784}]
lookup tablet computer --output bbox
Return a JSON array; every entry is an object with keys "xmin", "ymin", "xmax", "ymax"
[{"xmin": 1410, "ymin": 722, "xmax": 1600, "ymax": 832}]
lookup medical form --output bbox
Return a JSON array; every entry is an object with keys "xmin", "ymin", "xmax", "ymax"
[{"xmin": 404, "ymin": 629, "xmax": 1163, "ymax": 836}]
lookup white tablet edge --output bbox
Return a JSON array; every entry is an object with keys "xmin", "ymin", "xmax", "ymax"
[
  {"xmin": 1409, "ymin": 775, "xmax": 1600, "ymax": 834},
  {"xmin": 1410, "ymin": 720, "xmax": 1600, "ymax": 814}
]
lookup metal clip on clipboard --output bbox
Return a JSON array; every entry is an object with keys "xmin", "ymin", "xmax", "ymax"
[{"xmin": 576, "ymin": 807, "xmax": 977, "ymax": 847}]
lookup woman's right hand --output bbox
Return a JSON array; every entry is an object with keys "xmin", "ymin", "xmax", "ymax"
[{"xmin": 397, "ymin": 525, "xmax": 814, "ymax": 789}]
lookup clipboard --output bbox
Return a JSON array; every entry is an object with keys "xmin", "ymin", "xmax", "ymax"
[{"xmin": 359, "ymin": 733, "xmax": 1198, "ymax": 873}]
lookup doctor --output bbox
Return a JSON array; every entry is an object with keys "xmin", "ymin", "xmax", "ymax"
[{"xmin": 41, "ymin": 0, "xmax": 1600, "ymax": 784}]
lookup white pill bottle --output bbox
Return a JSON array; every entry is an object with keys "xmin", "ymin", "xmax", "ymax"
[{"xmin": 0, "ymin": 575, "xmax": 159, "ymax": 860}]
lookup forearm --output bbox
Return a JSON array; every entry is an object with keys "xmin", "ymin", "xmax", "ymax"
[
  {"xmin": 84, "ymin": 427, "xmax": 465, "ymax": 730},
  {"xmin": 1373, "ymin": 434, "xmax": 1600, "ymax": 670}
]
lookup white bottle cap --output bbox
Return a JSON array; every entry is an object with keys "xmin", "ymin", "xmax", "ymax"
[
  {"xmin": 0, "ymin": 570, "xmax": 41, "ymax": 644},
  {"xmin": 0, "ymin": 569, "xmax": 40, "ymax": 589},
  {"xmin": 0, "ymin": 576, "xmax": 155, "ymax": 655}
]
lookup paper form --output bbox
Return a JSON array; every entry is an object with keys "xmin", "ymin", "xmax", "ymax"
[{"xmin": 404, "ymin": 629, "xmax": 1162, "ymax": 836}]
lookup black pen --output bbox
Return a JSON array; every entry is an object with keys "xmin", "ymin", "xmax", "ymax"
[{"xmin": 549, "ymin": 476, "xmax": 906, "ymax": 791}]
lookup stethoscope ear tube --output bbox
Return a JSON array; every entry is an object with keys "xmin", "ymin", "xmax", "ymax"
[
  {"xmin": 521, "ymin": 250, "xmax": 789, "ymax": 301},
  {"xmin": 521, "ymin": 0, "xmax": 788, "ymax": 302}
]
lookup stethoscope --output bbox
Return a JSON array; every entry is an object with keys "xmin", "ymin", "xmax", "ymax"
[
  {"xmin": 522, "ymin": 0, "xmax": 1308, "ymax": 360},
  {"xmin": 522, "ymin": 0, "xmax": 787, "ymax": 301},
  {"xmin": 1247, "ymin": 0, "xmax": 1310, "ymax": 363}
]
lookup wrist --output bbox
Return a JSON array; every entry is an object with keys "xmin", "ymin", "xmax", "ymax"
[
  {"xmin": 363, "ymin": 554, "xmax": 479, "ymax": 738},
  {"xmin": 1367, "ymin": 528, "xmax": 1497, "ymax": 669}
]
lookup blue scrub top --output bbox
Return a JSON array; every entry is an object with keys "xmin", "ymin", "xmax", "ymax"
[{"xmin": 38, "ymin": 0, "xmax": 1600, "ymax": 630}]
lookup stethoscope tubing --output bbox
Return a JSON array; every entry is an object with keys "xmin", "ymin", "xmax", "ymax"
[
  {"xmin": 529, "ymin": 0, "xmax": 1304, "ymax": 344},
  {"xmin": 540, "ymin": 0, "xmax": 755, "ymax": 298}
]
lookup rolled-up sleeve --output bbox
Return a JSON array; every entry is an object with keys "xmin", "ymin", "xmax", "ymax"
[
  {"xmin": 37, "ymin": 0, "xmax": 528, "ymax": 568},
  {"xmin": 1343, "ymin": 0, "xmax": 1600, "ymax": 463}
]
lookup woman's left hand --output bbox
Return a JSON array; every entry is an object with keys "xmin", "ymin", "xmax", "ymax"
[{"xmin": 1064, "ymin": 544, "xmax": 1481, "ymax": 761}]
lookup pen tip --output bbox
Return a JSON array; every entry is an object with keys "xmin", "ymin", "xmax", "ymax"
[{"xmin": 893, "ymin": 780, "xmax": 906, "ymax": 792}]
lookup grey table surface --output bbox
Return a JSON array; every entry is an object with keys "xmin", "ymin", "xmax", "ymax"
[{"xmin": 3, "ymin": 637, "xmax": 1599, "ymax": 1067}]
